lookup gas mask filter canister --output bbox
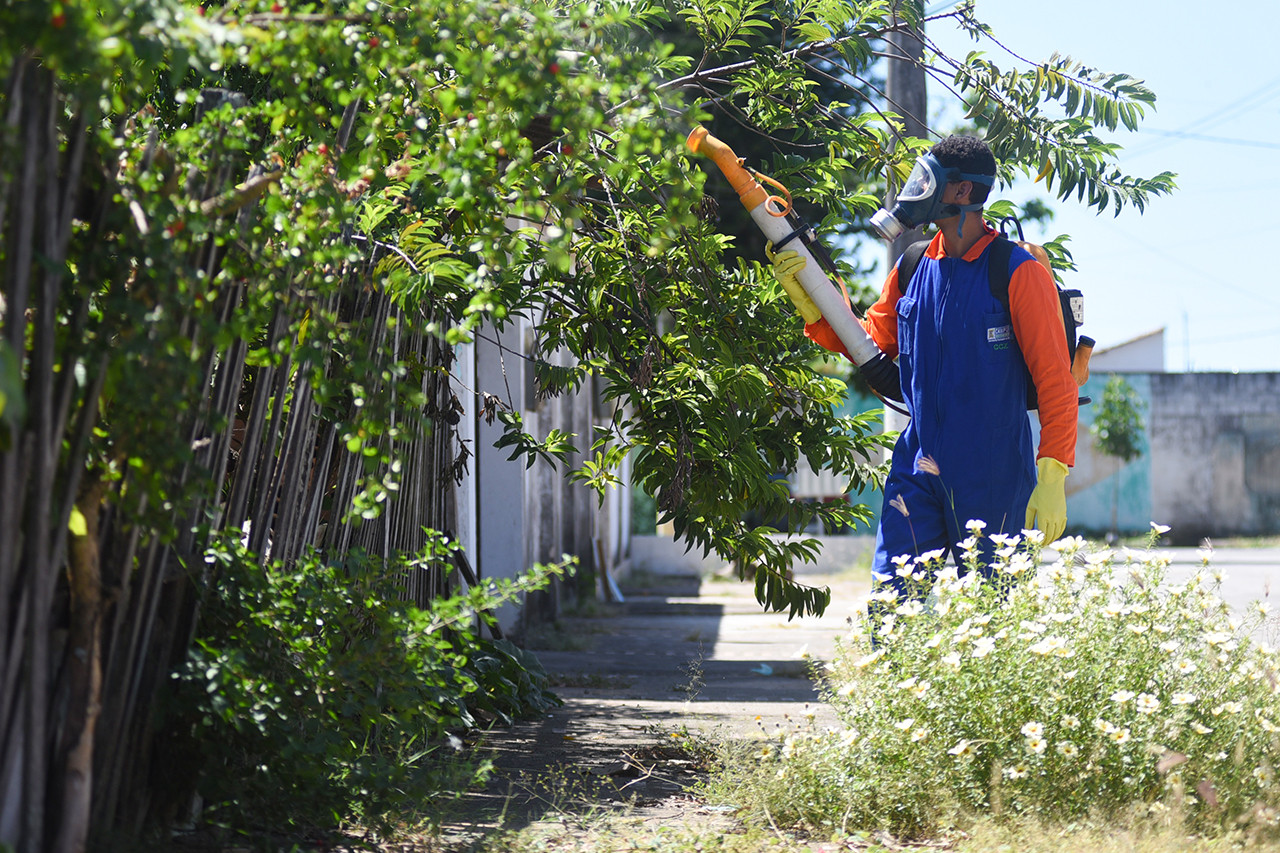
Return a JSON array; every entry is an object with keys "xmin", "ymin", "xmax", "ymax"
[{"xmin": 870, "ymin": 153, "xmax": 996, "ymax": 241}]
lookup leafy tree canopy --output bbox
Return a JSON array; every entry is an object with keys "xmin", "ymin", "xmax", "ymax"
[{"xmin": 4, "ymin": 0, "xmax": 1175, "ymax": 618}]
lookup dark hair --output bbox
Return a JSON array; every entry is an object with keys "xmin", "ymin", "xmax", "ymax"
[{"xmin": 930, "ymin": 135, "xmax": 996, "ymax": 204}]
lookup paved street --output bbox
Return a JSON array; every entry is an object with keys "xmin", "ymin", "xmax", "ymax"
[{"xmin": 1161, "ymin": 544, "xmax": 1280, "ymax": 619}]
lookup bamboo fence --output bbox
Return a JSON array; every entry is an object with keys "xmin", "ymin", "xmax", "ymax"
[{"xmin": 0, "ymin": 56, "xmax": 468, "ymax": 850}]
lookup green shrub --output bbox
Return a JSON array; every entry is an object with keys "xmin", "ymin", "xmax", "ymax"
[
  {"xmin": 166, "ymin": 532, "xmax": 569, "ymax": 839},
  {"xmin": 726, "ymin": 525, "xmax": 1280, "ymax": 840}
]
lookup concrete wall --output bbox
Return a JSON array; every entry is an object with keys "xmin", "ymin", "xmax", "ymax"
[
  {"xmin": 1148, "ymin": 372, "xmax": 1280, "ymax": 542},
  {"xmin": 782, "ymin": 369, "xmax": 1280, "ymax": 545},
  {"xmin": 1066, "ymin": 371, "xmax": 1280, "ymax": 542},
  {"xmin": 465, "ymin": 315, "xmax": 628, "ymax": 630}
]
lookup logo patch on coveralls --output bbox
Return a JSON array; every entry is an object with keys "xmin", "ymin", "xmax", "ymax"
[{"xmin": 987, "ymin": 324, "xmax": 1012, "ymax": 344}]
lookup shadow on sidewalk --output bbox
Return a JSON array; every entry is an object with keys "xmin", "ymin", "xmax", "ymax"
[{"xmin": 434, "ymin": 570, "xmax": 867, "ymax": 847}]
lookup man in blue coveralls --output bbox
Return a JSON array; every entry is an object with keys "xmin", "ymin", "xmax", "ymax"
[{"xmin": 770, "ymin": 136, "xmax": 1078, "ymax": 599}]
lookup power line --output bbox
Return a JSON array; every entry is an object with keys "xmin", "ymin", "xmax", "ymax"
[{"xmin": 1136, "ymin": 128, "xmax": 1280, "ymax": 151}]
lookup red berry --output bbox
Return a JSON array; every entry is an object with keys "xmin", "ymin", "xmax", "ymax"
[
  {"xmin": 271, "ymin": 1, "xmax": 283, "ymax": 11},
  {"xmin": 548, "ymin": 62, "xmax": 560, "ymax": 74},
  {"xmin": 166, "ymin": 220, "xmax": 186, "ymax": 236},
  {"xmin": 196, "ymin": 5, "xmax": 205, "ymax": 15},
  {"xmin": 51, "ymin": 13, "xmax": 65, "ymax": 27},
  {"xmin": 317, "ymin": 143, "xmax": 329, "ymax": 156},
  {"xmin": 561, "ymin": 143, "xmax": 573, "ymax": 156},
  {"xmin": 368, "ymin": 36, "xmax": 380, "ymax": 47}
]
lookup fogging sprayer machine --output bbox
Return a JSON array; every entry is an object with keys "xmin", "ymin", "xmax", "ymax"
[{"xmin": 686, "ymin": 126, "xmax": 904, "ymax": 405}]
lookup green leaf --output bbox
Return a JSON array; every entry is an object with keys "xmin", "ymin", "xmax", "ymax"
[{"xmin": 69, "ymin": 507, "xmax": 88, "ymax": 538}]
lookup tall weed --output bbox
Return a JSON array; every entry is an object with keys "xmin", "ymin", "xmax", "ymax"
[{"xmin": 727, "ymin": 525, "xmax": 1280, "ymax": 840}]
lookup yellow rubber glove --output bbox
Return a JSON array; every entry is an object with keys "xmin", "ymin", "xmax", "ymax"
[
  {"xmin": 764, "ymin": 243, "xmax": 822, "ymax": 324},
  {"xmin": 1025, "ymin": 457, "xmax": 1069, "ymax": 543}
]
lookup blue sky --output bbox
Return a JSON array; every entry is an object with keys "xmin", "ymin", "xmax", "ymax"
[{"xmin": 916, "ymin": 0, "xmax": 1280, "ymax": 372}]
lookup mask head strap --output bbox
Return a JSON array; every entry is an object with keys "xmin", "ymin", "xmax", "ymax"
[{"xmin": 940, "ymin": 168, "xmax": 995, "ymax": 231}]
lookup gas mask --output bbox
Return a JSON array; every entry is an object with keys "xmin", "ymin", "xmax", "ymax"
[{"xmin": 870, "ymin": 153, "xmax": 996, "ymax": 241}]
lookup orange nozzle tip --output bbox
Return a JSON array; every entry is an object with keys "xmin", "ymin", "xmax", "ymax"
[{"xmin": 686, "ymin": 126, "xmax": 709, "ymax": 154}]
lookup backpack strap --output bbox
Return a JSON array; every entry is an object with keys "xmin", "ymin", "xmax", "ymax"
[
  {"xmin": 896, "ymin": 239, "xmax": 930, "ymax": 294},
  {"xmin": 985, "ymin": 236, "xmax": 1015, "ymax": 311}
]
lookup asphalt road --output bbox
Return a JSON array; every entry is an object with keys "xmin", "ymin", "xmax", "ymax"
[{"xmin": 1159, "ymin": 545, "xmax": 1280, "ymax": 616}]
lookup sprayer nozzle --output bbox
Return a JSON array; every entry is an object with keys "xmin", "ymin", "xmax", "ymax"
[{"xmin": 686, "ymin": 126, "xmax": 709, "ymax": 154}]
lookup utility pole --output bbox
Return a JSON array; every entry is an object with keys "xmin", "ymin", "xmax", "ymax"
[
  {"xmin": 884, "ymin": 0, "xmax": 929, "ymax": 265},
  {"xmin": 881, "ymin": 1, "xmax": 928, "ymax": 438}
]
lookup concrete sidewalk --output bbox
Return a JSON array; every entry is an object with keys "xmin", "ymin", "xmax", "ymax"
[{"xmin": 439, "ymin": 569, "xmax": 870, "ymax": 845}]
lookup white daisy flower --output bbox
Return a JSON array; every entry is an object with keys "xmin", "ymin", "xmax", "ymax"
[
  {"xmin": 1021, "ymin": 721, "xmax": 1045, "ymax": 738},
  {"xmin": 1171, "ymin": 692, "xmax": 1196, "ymax": 706},
  {"xmin": 972, "ymin": 637, "xmax": 996, "ymax": 659},
  {"xmin": 854, "ymin": 650, "xmax": 886, "ymax": 669},
  {"xmin": 894, "ymin": 717, "xmax": 914, "ymax": 731},
  {"xmin": 1005, "ymin": 555, "xmax": 1033, "ymax": 576},
  {"xmin": 1255, "ymin": 767, "xmax": 1275, "ymax": 787},
  {"xmin": 1057, "ymin": 741, "xmax": 1079, "ymax": 757},
  {"xmin": 965, "ymin": 519, "xmax": 987, "ymax": 533},
  {"xmin": 1061, "ymin": 714, "xmax": 1081, "ymax": 730},
  {"xmin": 910, "ymin": 727, "xmax": 928, "ymax": 742},
  {"xmin": 1005, "ymin": 763, "xmax": 1030, "ymax": 779},
  {"xmin": 896, "ymin": 600, "xmax": 925, "ymax": 617},
  {"xmin": 1174, "ymin": 659, "xmax": 1197, "ymax": 675},
  {"xmin": 1029, "ymin": 636, "xmax": 1068, "ymax": 656},
  {"xmin": 1025, "ymin": 736, "xmax": 1048, "ymax": 755},
  {"xmin": 1110, "ymin": 690, "xmax": 1136, "ymax": 704},
  {"xmin": 941, "ymin": 652, "xmax": 962, "ymax": 669},
  {"xmin": 1192, "ymin": 722, "xmax": 1213, "ymax": 735},
  {"xmin": 1110, "ymin": 727, "xmax": 1132, "ymax": 745},
  {"xmin": 1135, "ymin": 693, "xmax": 1160, "ymax": 714},
  {"xmin": 948, "ymin": 739, "xmax": 974, "ymax": 757}
]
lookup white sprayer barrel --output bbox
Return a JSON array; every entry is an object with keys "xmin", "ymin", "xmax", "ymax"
[{"xmin": 746, "ymin": 201, "xmax": 882, "ymax": 366}]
